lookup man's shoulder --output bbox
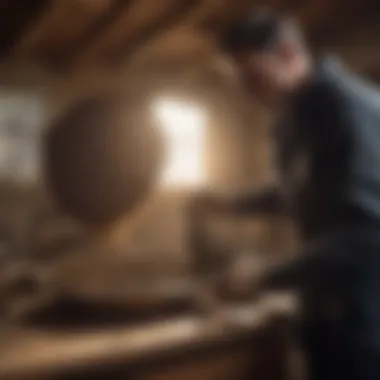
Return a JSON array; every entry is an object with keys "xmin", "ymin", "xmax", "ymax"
[
  {"xmin": 317, "ymin": 57, "xmax": 380, "ymax": 110},
  {"xmin": 270, "ymin": 58, "xmax": 343, "ymax": 137}
]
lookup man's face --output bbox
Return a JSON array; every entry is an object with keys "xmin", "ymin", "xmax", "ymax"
[
  {"xmin": 233, "ymin": 52, "xmax": 276, "ymax": 104},
  {"xmin": 231, "ymin": 35, "xmax": 312, "ymax": 106}
]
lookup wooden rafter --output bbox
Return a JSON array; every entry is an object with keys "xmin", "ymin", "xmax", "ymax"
[
  {"xmin": 121, "ymin": 0, "xmax": 240, "ymax": 68},
  {"xmin": 71, "ymin": 0, "xmax": 198, "ymax": 69},
  {"xmin": 0, "ymin": 0, "xmax": 49, "ymax": 58},
  {"xmin": 12, "ymin": 0, "xmax": 122, "ymax": 62},
  {"xmin": 197, "ymin": 0, "xmax": 289, "ymax": 33},
  {"xmin": 48, "ymin": 0, "xmax": 133, "ymax": 68},
  {"xmin": 294, "ymin": 0, "xmax": 379, "ymax": 44},
  {"xmin": 110, "ymin": 0, "xmax": 200, "ymax": 66},
  {"xmin": 294, "ymin": 0, "xmax": 349, "ymax": 37}
]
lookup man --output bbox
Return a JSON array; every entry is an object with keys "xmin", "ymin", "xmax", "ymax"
[{"xmin": 211, "ymin": 9, "xmax": 380, "ymax": 380}]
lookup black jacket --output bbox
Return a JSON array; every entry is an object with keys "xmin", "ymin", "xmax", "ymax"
[
  {"xmin": 263, "ymin": 225, "xmax": 380, "ymax": 380},
  {"xmin": 234, "ymin": 58, "xmax": 380, "ymax": 240},
  {"xmin": 275, "ymin": 57, "xmax": 380, "ymax": 239},
  {"xmin": 234, "ymin": 59, "xmax": 380, "ymax": 379}
]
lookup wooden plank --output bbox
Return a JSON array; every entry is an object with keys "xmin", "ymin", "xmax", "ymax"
[
  {"xmin": 122, "ymin": 0, "xmax": 225, "ymax": 68},
  {"xmin": 108, "ymin": 0, "xmax": 199, "ymax": 65},
  {"xmin": 0, "ymin": 293, "xmax": 297, "ymax": 380},
  {"xmin": 71, "ymin": 0, "xmax": 188, "ymax": 69},
  {"xmin": 125, "ymin": 25, "xmax": 210, "ymax": 68},
  {"xmin": 123, "ymin": 0, "xmax": 247, "ymax": 67},
  {"xmin": 325, "ymin": 21, "xmax": 380, "ymax": 71},
  {"xmin": 136, "ymin": 349, "xmax": 255, "ymax": 380},
  {"xmin": 0, "ymin": 0, "xmax": 49, "ymax": 58},
  {"xmin": 12, "ymin": 0, "xmax": 116, "ymax": 60},
  {"xmin": 197, "ymin": 0, "xmax": 288, "ymax": 33},
  {"xmin": 51, "ymin": 0, "xmax": 132, "ymax": 67},
  {"xmin": 294, "ymin": 0, "xmax": 378, "ymax": 44},
  {"xmin": 294, "ymin": 0, "xmax": 346, "ymax": 35}
]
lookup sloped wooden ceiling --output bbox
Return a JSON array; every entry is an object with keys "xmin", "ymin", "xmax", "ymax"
[{"xmin": 0, "ymin": 0, "xmax": 378, "ymax": 74}]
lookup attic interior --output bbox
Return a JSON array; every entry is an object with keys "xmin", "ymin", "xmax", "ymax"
[{"xmin": 0, "ymin": 0, "xmax": 379, "ymax": 379}]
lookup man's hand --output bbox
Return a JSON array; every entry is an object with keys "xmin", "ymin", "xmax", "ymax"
[{"xmin": 188, "ymin": 191, "xmax": 231, "ymax": 217}]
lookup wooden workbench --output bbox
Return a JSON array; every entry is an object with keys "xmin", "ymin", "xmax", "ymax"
[{"xmin": 0, "ymin": 293, "xmax": 299, "ymax": 380}]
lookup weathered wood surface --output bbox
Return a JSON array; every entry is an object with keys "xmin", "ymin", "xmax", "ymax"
[{"xmin": 0, "ymin": 292, "xmax": 298, "ymax": 380}]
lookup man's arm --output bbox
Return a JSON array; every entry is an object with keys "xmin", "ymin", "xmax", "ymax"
[
  {"xmin": 189, "ymin": 186, "xmax": 286, "ymax": 217},
  {"xmin": 225, "ymin": 186, "xmax": 286, "ymax": 216},
  {"xmin": 259, "ymin": 238, "xmax": 356, "ymax": 293}
]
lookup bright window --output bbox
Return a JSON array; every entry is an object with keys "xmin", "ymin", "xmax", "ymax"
[{"xmin": 154, "ymin": 98, "xmax": 206, "ymax": 188}]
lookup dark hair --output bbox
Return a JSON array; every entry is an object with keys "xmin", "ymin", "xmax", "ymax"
[
  {"xmin": 43, "ymin": 94, "xmax": 163, "ymax": 226},
  {"xmin": 220, "ymin": 9, "xmax": 283, "ymax": 54}
]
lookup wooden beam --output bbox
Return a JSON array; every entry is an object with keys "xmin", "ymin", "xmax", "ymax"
[
  {"xmin": 0, "ymin": 0, "xmax": 50, "ymax": 58},
  {"xmin": 107, "ymin": 0, "xmax": 200, "ymax": 65},
  {"xmin": 197, "ymin": 0, "xmax": 289, "ymax": 34},
  {"xmin": 126, "ymin": 27, "xmax": 214, "ymax": 69},
  {"xmin": 12, "ymin": 0, "xmax": 118, "ymax": 61},
  {"xmin": 326, "ymin": 21, "xmax": 380, "ymax": 71},
  {"xmin": 119, "ymin": 0, "xmax": 236, "ymax": 70},
  {"xmin": 71, "ymin": 0, "xmax": 197, "ymax": 70},
  {"xmin": 198, "ymin": 0, "xmax": 253, "ymax": 33},
  {"xmin": 0, "ymin": 294, "xmax": 296, "ymax": 380},
  {"xmin": 181, "ymin": 0, "xmax": 225, "ymax": 26},
  {"xmin": 294, "ymin": 0, "xmax": 380, "ymax": 45},
  {"xmin": 45, "ymin": 0, "xmax": 133, "ymax": 68},
  {"xmin": 294, "ymin": 0, "xmax": 340, "ymax": 33}
]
